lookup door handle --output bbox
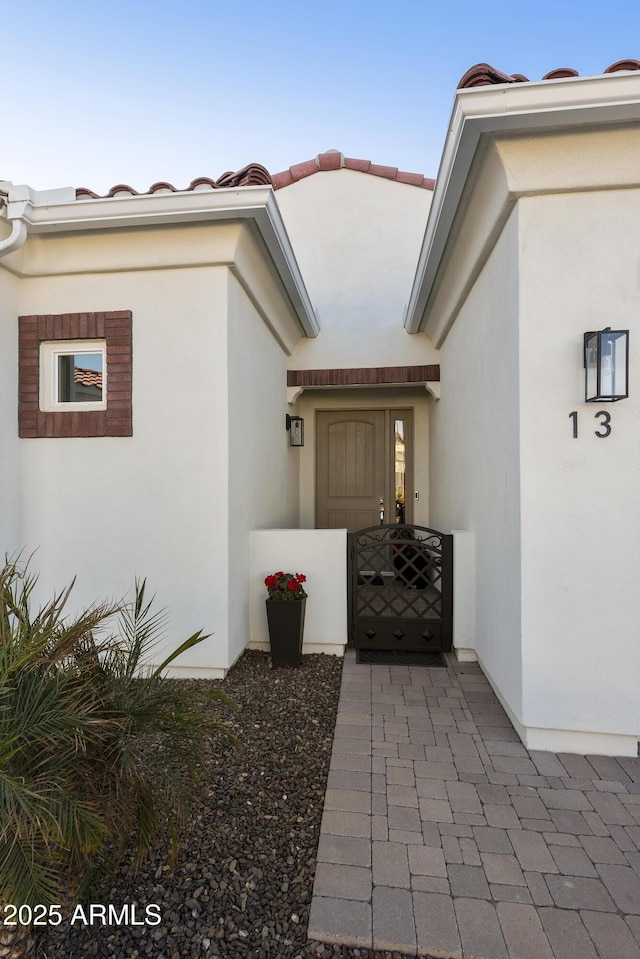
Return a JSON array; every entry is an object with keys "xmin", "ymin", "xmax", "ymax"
[{"xmin": 379, "ymin": 497, "xmax": 385, "ymax": 524}]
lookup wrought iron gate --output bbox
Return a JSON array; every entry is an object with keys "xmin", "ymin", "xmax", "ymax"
[{"xmin": 348, "ymin": 524, "xmax": 453, "ymax": 653}]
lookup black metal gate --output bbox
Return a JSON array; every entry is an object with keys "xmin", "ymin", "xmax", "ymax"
[{"xmin": 348, "ymin": 524, "xmax": 453, "ymax": 653}]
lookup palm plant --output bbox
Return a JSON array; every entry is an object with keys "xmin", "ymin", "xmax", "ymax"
[
  {"xmin": 78, "ymin": 578, "xmax": 235, "ymax": 883},
  {"xmin": 0, "ymin": 558, "xmax": 234, "ymax": 957}
]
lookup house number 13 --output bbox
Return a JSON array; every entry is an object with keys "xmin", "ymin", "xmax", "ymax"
[{"xmin": 569, "ymin": 411, "xmax": 612, "ymax": 438}]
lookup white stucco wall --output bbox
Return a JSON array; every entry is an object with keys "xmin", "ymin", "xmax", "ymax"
[
  {"xmin": 277, "ymin": 169, "xmax": 438, "ymax": 370},
  {"xmin": 226, "ymin": 272, "xmax": 300, "ymax": 666},
  {"xmin": 6, "ymin": 217, "xmax": 309, "ymax": 677},
  {"xmin": 0, "ymin": 265, "xmax": 21, "ymax": 552},
  {"xmin": 249, "ymin": 528, "xmax": 347, "ymax": 655},
  {"xmin": 16, "ymin": 262, "xmax": 231, "ymax": 675},
  {"xmin": 429, "ymin": 209, "xmax": 523, "ymax": 722},
  {"xmin": 423, "ymin": 116, "xmax": 640, "ymax": 754},
  {"xmin": 518, "ymin": 189, "xmax": 640, "ymax": 754},
  {"xmin": 275, "ymin": 169, "xmax": 438, "ymax": 529}
]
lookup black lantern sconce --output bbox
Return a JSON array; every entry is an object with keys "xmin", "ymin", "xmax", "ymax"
[
  {"xmin": 584, "ymin": 328, "xmax": 629, "ymax": 403},
  {"xmin": 286, "ymin": 414, "xmax": 304, "ymax": 447}
]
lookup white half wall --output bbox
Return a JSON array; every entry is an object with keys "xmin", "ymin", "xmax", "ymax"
[
  {"xmin": 452, "ymin": 530, "xmax": 476, "ymax": 661},
  {"xmin": 249, "ymin": 529, "xmax": 348, "ymax": 656}
]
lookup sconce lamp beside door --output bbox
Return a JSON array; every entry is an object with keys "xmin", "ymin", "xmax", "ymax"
[{"xmin": 286, "ymin": 414, "xmax": 304, "ymax": 447}]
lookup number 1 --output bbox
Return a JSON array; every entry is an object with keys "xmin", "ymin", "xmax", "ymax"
[{"xmin": 569, "ymin": 411, "xmax": 578, "ymax": 438}]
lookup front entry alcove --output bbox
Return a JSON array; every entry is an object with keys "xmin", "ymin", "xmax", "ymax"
[{"xmin": 294, "ymin": 388, "xmax": 432, "ymax": 532}]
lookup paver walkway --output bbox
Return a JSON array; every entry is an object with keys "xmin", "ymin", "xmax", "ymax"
[{"xmin": 308, "ymin": 650, "xmax": 640, "ymax": 958}]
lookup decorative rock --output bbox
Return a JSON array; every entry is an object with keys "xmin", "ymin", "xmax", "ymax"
[{"xmin": 34, "ymin": 652, "xmax": 413, "ymax": 959}]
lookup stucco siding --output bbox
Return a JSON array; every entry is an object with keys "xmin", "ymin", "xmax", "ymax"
[
  {"xmin": 226, "ymin": 270, "xmax": 300, "ymax": 666},
  {"xmin": 0, "ymin": 267, "xmax": 21, "ymax": 552},
  {"xmin": 518, "ymin": 190, "xmax": 640, "ymax": 742},
  {"xmin": 16, "ymin": 263, "xmax": 231, "ymax": 675},
  {"xmin": 278, "ymin": 169, "xmax": 438, "ymax": 370},
  {"xmin": 430, "ymin": 208, "xmax": 523, "ymax": 719}
]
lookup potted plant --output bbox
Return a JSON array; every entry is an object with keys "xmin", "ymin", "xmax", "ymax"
[{"xmin": 264, "ymin": 571, "xmax": 307, "ymax": 667}]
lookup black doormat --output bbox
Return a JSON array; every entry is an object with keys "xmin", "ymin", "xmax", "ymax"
[{"xmin": 356, "ymin": 649, "xmax": 447, "ymax": 667}]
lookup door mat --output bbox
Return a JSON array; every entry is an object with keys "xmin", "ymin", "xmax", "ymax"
[{"xmin": 356, "ymin": 649, "xmax": 447, "ymax": 667}]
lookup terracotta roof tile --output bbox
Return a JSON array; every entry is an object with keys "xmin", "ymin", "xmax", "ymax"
[
  {"xmin": 604, "ymin": 58, "xmax": 640, "ymax": 73},
  {"xmin": 188, "ymin": 177, "xmax": 219, "ymax": 191},
  {"xmin": 76, "ymin": 162, "xmax": 272, "ymax": 200},
  {"xmin": 317, "ymin": 150, "xmax": 343, "ymax": 171},
  {"xmin": 74, "ymin": 367, "xmax": 102, "ymax": 389},
  {"xmin": 344, "ymin": 157, "xmax": 371, "ymax": 173},
  {"xmin": 273, "ymin": 151, "xmax": 434, "ymax": 190},
  {"xmin": 73, "ymin": 151, "xmax": 434, "ymax": 202},
  {"xmin": 148, "ymin": 181, "xmax": 179, "ymax": 194},
  {"xmin": 289, "ymin": 159, "xmax": 322, "ymax": 182},
  {"xmin": 542, "ymin": 68, "xmax": 580, "ymax": 80},
  {"xmin": 458, "ymin": 58, "xmax": 640, "ymax": 89},
  {"xmin": 396, "ymin": 170, "xmax": 429, "ymax": 187},
  {"xmin": 270, "ymin": 170, "xmax": 294, "ymax": 189},
  {"xmin": 368, "ymin": 162, "xmax": 399, "ymax": 180}
]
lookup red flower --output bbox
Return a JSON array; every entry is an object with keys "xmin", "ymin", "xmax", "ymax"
[{"xmin": 264, "ymin": 570, "xmax": 307, "ymax": 600}]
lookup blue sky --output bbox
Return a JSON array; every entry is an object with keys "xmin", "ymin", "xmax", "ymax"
[{"xmin": 4, "ymin": 0, "xmax": 640, "ymax": 193}]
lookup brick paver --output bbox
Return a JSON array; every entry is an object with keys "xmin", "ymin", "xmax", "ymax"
[
  {"xmin": 308, "ymin": 651, "xmax": 640, "ymax": 957},
  {"xmin": 539, "ymin": 906, "xmax": 600, "ymax": 959},
  {"xmin": 414, "ymin": 891, "xmax": 462, "ymax": 957}
]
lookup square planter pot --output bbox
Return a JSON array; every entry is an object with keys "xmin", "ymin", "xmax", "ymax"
[{"xmin": 265, "ymin": 599, "xmax": 306, "ymax": 668}]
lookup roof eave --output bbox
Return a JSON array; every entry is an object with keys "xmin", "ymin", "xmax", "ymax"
[
  {"xmin": 404, "ymin": 70, "xmax": 640, "ymax": 338},
  {"xmin": 4, "ymin": 185, "xmax": 319, "ymax": 338}
]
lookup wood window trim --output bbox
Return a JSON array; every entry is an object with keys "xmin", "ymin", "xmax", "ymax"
[{"xmin": 19, "ymin": 311, "xmax": 132, "ymax": 438}]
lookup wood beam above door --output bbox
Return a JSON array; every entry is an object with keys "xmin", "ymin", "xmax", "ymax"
[{"xmin": 287, "ymin": 365, "xmax": 440, "ymax": 388}]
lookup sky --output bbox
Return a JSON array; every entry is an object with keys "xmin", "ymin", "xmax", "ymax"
[{"xmin": 3, "ymin": 0, "xmax": 640, "ymax": 194}]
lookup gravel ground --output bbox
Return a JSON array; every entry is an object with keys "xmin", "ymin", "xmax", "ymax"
[{"xmin": 35, "ymin": 650, "xmax": 425, "ymax": 959}]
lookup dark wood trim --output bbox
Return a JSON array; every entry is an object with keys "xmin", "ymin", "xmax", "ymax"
[{"xmin": 287, "ymin": 365, "xmax": 439, "ymax": 388}]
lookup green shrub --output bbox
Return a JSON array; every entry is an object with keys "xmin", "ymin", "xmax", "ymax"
[{"xmin": 0, "ymin": 557, "xmax": 234, "ymax": 915}]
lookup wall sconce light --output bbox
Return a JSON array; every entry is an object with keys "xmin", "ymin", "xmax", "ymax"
[
  {"xmin": 286, "ymin": 414, "xmax": 304, "ymax": 447},
  {"xmin": 584, "ymin": 328, "xmax": 629, "ymax": 402}
]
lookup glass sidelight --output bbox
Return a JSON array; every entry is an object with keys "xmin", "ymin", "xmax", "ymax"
[{"xmin": 394, "ymin": 418, "xmax": 406, "ymax": 523}]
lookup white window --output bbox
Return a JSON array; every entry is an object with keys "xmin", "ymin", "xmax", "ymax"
[{"xmin": 40, "ymin": 340, "xmax": 107, "ymax": 412}]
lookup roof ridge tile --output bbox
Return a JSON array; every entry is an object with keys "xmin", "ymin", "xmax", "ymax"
[{"xmin": 274, "ymin": 150, "xmax": 432, "ymax": 190}]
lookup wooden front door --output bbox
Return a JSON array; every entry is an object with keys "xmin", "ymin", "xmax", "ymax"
[{"xmin": 316, "ymin": 409, "xmax": 412, "ymax": 532}]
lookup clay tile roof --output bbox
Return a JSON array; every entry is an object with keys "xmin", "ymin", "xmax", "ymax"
[
  {"xmin": 272, "ymin": 150, "xmax": 435, "ymax": 191},
  {"xmin": 148, "ymin": 182, "xmax": 178, "ymax": 194},
  {"xmin": 75, "ymin": 162, "xmax": 272, "ymax": 200},
  {"xmin": 74, "ymin": 367, "xmax": 102, "ymax": 389},
  {"xmin": 458, "ymin": 58, "xmax": 640, "ymax": 89},
  {"xmin": 604, "ymin": 58, "xmax": 640, "ymax": 73}
]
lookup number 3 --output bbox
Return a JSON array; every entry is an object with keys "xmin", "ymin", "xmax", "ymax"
[{"xmin": 594, "ymin": 411, "xmax": 611, "ymax": 438}]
